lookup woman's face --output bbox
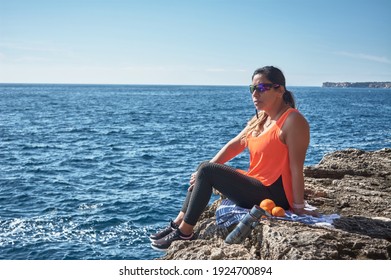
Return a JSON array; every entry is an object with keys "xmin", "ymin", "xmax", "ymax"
[{"xmin": 251, "ymin": 74, "xmax": 281, "ymax": 111}]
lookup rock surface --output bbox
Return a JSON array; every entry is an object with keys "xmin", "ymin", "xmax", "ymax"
[{"xmin": 159, "ymin": 148, "xmax": 391, "ymax": 260}]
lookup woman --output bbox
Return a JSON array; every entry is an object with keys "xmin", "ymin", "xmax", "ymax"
[{"xmin": 150, "ymin": 66, "xmax": 318, "ymax": 251}]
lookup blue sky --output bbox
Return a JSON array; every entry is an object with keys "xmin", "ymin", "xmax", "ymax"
[{"xmin": 0, "ymin": 0, "xmax": 390, "ymax": 86}]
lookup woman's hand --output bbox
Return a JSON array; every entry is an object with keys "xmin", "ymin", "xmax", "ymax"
[
  {"xmin": 188, "ymin": 172, "xmax": 197, "ymax": 191},
  {"xmin": 293, "ymin": 207, "xmax": 320, "ymax": 217}
]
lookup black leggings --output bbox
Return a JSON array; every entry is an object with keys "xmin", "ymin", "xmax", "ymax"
[{"xmin": 181, "ymin": 162, "xmax": 289, "ymax": 226}]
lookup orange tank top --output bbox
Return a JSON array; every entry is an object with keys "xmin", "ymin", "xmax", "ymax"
[{"xmin": 238, "ymin": 108, "xmax": 298, "ymax": 207}]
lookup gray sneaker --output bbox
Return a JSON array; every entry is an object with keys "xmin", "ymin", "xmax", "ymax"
[
  {"xmin": 149, "ymin": 220, "xmax": 178, "ymax": 242},
  {"xmin": 151, "ymin": 228, "xmax": 195, "ymax": 251}
]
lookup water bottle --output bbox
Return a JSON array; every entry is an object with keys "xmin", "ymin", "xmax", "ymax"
[{"xmin": 225, "ymin": 205, "xmax": 270, "ymax": 244}]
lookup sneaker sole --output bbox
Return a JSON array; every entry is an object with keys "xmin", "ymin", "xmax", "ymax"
[
  {"xmin": 149, "ymin": 236, "xmax": 159, "ymax": 242},
  {"xmin": 150, "ymin": 243, "xmax": 168, "ymax": 252}
]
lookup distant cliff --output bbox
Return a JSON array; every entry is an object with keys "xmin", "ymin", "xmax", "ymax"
[{"xmin": 322, "ymin": 82, "xmax": 391, "ymax": 88}]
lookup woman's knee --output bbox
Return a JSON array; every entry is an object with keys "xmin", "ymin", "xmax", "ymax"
[
  {"xmin": 197, "ymin": 162, "xmax": 216, "ymax": 177},
  {"xmin": 196, "ymin": 160, "xmax": 210, "ymax": 171}
]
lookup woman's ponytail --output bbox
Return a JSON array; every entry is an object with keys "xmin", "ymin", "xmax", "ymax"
[{"xmin": 283, "ymin": 90, "xmax": 295, "ymax": 108}]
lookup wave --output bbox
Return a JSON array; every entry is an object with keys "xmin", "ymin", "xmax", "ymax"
[{"xmin": 0, "ymin": 214, "xmax": 153, "ymax": 259}]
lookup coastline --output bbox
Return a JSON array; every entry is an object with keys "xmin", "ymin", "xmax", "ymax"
[{"xmin": 322, "ymin": 82, "xmax": 391, "ymax": 88}]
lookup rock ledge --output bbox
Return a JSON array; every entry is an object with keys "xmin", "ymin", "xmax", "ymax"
[{"xmin": 159, "ymin": 149, "xmax": 391, "ymax": 260}]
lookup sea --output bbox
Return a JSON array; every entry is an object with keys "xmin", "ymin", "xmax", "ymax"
[{"xmin": 0, "ymin": 84, "xmax": 390, "ymax": 260}]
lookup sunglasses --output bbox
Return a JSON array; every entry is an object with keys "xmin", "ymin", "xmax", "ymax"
[{"xmin": 249, "ymin": 83, "xmax": 280, "ymax": 94}]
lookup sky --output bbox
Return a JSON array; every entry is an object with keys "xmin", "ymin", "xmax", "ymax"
[{"xmin": 0, "ymin": 0, "xmax": 390, "ymax": 86}]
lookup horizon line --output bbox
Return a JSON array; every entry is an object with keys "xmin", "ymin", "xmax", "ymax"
[{"xmin": 0, "ymin": 82, "xmax": 322, "ymax": 87}]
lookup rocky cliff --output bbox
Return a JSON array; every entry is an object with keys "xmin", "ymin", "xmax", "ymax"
[{"xmin": 159, "ymin": 148, "xmax": 391, "ymax": 260}]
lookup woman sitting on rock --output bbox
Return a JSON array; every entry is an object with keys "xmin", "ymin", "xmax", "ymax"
[{"xmin": 150, "ymin": 66, "xmax": 319, "ymax": 251}]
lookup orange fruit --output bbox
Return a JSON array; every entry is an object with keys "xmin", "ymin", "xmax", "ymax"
[
  {"xmin": 271, "ymin": 206, "xmax": 286, "ymax": 217},
  {"xmin": 259, "ymin": 199, "xmax": 276, "ymax": 214}
]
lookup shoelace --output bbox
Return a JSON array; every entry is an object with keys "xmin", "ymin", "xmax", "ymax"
[{"xmin": 164, "ymin": 229, "xmax": 179, "ymax": 241}]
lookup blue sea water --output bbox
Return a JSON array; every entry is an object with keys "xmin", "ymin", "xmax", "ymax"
[{"xmin": 0, "ymin": 84, "xmax": 390, "ymax": 260}]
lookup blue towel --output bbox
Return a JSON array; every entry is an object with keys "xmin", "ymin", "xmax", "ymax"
[{"xmin": 215, "ymin": 199, "xmax": 340, "ymax": 228}]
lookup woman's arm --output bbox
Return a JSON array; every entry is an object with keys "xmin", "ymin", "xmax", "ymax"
[
  {"xmin": 188, "ymin": 126, "xmax": 247, "ymax": 189},
  {"xmin": 283, "ymin": 112, "xmax": 319, "ymax": 216},
  {"xmin": 209, "ymin": 127, "xmax": 247, "ymax": 164}
]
